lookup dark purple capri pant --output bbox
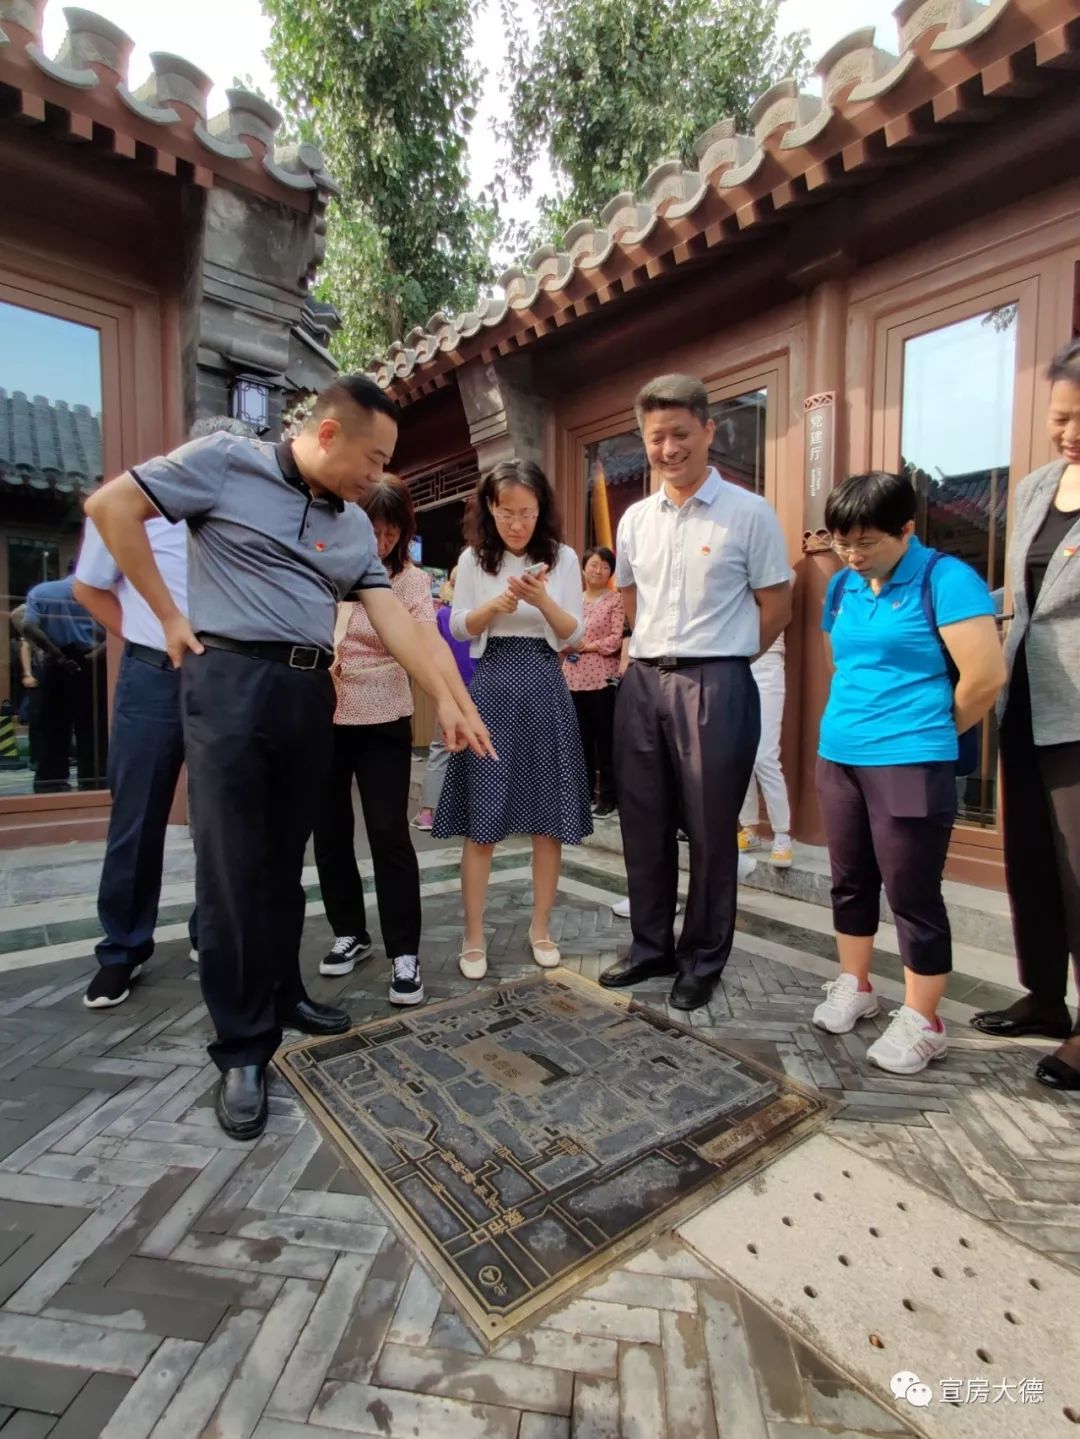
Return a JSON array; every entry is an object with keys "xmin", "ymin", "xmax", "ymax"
[{"xmin": 815, "ymin": 758, "xmax": 957, "ymax": 977}]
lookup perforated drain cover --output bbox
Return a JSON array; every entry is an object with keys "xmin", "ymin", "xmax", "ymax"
[{"xmin": 679, "ymin": 1134, "xmax": 1079, "ymax": 1438}]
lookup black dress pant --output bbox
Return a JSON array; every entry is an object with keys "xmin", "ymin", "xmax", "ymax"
[
  {"xmin": 614, "ymin": 658, "xmax": 759, "ymax": 979},
  {"xmin": 572, "ymin": 686, "xmax": 617, "ymax": 806},
  {"xmin": 313, "ymin": 718, "xmax": 421, "ymax": 959},
  {"xmin": 35, "ymin": 649, "xmax": 107, "ymax": 793},
  {"xmin": 183, "ymin": 648, "xmax": 334, "ymax": 1072},
  {"xmin": 1001, "ymin": 648, "xmax": 1080, "ymax": 1019}
]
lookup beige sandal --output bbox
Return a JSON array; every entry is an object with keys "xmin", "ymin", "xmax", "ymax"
[
  {"xmin": 528, "ymin": 929, "xmax": 561, "ymax": 969},
  {"xmin": 459, "ymin": 946, "xmax": 488, "ymax": 980}
]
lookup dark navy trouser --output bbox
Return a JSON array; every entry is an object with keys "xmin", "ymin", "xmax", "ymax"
[
  {"xmin": 816, "ymin": 758, "xmax": 956, "ymax": 976},
  {"xmin": 96, "ymin": 646, "xmax": 197, "ymax": 967},
  {"xmin": 615, "ymin": 658, "xmax": 759, "ymax": 979}
]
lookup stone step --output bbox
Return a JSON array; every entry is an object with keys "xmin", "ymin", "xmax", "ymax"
[{"xmin": 583, "ymin": 814, "xmax": 1018, "ymax": 958}]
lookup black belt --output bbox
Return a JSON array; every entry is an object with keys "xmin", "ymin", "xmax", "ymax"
[
  {"xmin": 198, "ymin": 633, "xmax": 334, "ymax": 671},
  {"xmin": 125, "ymin": 641, "xmax": 173, "ymax": 671},
  {"xmin": 636, "ymin": 655, "xmax": 747, "ymax": 671}
]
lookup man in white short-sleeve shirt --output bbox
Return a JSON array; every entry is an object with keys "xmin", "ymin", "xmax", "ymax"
[{"xmin": 600, "ymin": 373, "xmax": 792, "ymax": 1011}]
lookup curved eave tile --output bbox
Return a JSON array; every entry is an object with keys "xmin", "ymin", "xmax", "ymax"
[
  {"xmin": 848, "ymin": 50, "xmax": 918, "ymax": 103},
  {"xmin": 195, "ymin": 123, "xmax": 252, "ymax": 161},
  {"xmin": 117, "ymin": 86, "xmax": 180, "ymax": 124},
  {"xmin": 781, "ymin": 104, "xmax": 836, "ymax": 150},
  {"xmin": 816, "ymin": 27, "xmax": 878, "ymax": 76},
  {"xmin": 717, "ymin": 148, "xmax": 767, "ymax": 190},
  {"xmin": 932, "ymin": 0, "xmax": 1011, "ymax": 50},
  {"xmin": 481, "ymin": 297, "xmax": 510, "ymax": 328},
  {"xmin": 262, "ymin": 158, "xmax": 316, "ymax": 191},
  {"xmin": 25, "ymin": 42, "xmax": 97, "ymax": 87}
]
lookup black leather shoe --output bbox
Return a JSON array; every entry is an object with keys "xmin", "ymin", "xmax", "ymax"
[
  {"xmin": 215, "ymin": 1065, "xmax": 267, "ymax": 1141},
  {"xmin": 970, "ymin": 1007, "xmax": 1072, "ymax": 1040},
  {"xmin": 599, "ymin": 956, "xmax": 677, "ymax": 989},
  {"xmin": 1034, "ymin": 1055, "xmax": 1080, "ymax": 1091},
  {"xmin": 669, "ymin": 973, "xmax": 718, "ymax": 1011},
  {"xmin": 279, "ymin": 998, "xmax": 351, "ymax": 1036}
]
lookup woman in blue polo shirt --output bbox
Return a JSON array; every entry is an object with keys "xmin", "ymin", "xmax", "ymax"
[{"xmin": 813, "ymin": 471, "xmax": 1005, "ymax": 1074}]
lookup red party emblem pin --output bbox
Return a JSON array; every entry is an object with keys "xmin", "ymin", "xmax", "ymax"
[
  {"xmin": 315, "ymin": 542, "xmax": 326, "ymax": 552},
  {"xmin": 701, "ymin": 545, "xmax": 711, "ymax": 555}
]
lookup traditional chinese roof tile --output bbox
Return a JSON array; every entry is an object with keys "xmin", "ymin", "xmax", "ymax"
[
  {"xmin": 0, "ymin": 388, "xmax": 102, "ymax": 494},
  {"xmin": 366, "ymin": 0, "xmax": 1077, "ymax": 402},
  {"xmin": 0, "ymin": 1, "xmax": 339, "ymax": 209}
]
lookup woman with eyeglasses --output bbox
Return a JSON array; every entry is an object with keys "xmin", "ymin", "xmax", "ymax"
[
  {"xmin": 971, "ymin": 340, "xmax": 1080, "ymax": 1090},
  {"xmin": 434, "ymin": 460, "xmax": 591, "ymax": 978},
  {"xmin": 813, "ymin": 471, "xmax": 1004, "ymax": 1074}
]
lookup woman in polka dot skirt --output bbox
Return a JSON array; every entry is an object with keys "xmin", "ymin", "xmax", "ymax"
[{"xmin": 433, "ymin": 459, "xmax": 592, "ymax": 978}]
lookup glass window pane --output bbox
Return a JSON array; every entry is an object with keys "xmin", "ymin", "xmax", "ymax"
[
  {"xmin": 1, "ymin": 300, "xmax": 107, "ymax": 797},
  {"xmin": 710, "ymin": 388, "xmax": 767, "ymax": 495},
  {"xmin": 901, "ymin": 305, "xmax": 1017, "ymax": 829}
]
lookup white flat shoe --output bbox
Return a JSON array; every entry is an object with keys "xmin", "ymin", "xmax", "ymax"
[
  {"xmin": 528, "ymin": 929, "xmax": 561, "ymax": 969},
  {"xmin": 459, "ymin": 946, "xmax": 488, "ymax": 980}
]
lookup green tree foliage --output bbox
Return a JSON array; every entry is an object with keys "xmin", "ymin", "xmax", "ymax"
[
  {"xmin": 262, "ymin": 0, "xmax": 497, "ymax": 365},
  {"xmin": 499, "ymin": 0, "xmax": 810, "ymax": 248}
]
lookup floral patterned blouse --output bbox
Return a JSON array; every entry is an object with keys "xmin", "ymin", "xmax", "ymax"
[
  {"xmin": 332, "ymin": 563, "xmax": 435, "ymax": 726},
  {"xmin": 562, "ymin": 589, "xmax": 625, "ymax": 692}
]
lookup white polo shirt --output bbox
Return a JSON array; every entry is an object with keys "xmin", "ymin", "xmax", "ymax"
[
  {"xmin": 76, "ymin": 517, "xmax": 188, "ymax": 651},
  {"xmin": 615, "ymin": 468, "xmax": 789, "ymax": 659}
]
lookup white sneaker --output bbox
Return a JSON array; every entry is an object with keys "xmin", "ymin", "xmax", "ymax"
[
  {"xmin": 737, "ymin": 854, "xmax": 757, "ymax": 883},
  {"xmin": 190, "ymin": 948, "xmax": 199, "ymax": 965},
  {"xmin": 610, "ymin": 897, "xmax": 682, "ymax": 919},
  {"xmin": 770, "ymin": 834, "xmax": 793, "ymax": 869},
  {"xmin": 813, "ymin": 973, "xmax": 879, "ymax": 1033},
  {"xmin": 867, "ymin": 1006, "xmax": 948, "ymax": 1074},
  {"xmin": 319, "ymin": 934, "xmax": 373, "ymax": 977}
]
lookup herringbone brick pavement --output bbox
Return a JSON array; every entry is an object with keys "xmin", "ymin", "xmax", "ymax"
[{"xmin": 0, "ymin": 848, "xmax": 1073, "ymax": 1436}]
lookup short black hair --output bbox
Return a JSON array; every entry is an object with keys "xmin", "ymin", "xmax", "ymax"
[
  {"xmin": 583, "ymin": 545, "xmax": 616, "ymax": 573},
  {"xmin": 825, "ymin": 471, "xmax": 916, "ymax": 537},
  {"xmin": 1047, "ymin": 337, "xmax": 1080, "ymax": 386},
  {"xmin": 311, "ymin": 374, "xmax": 398, "ymax": 427},
  {"xmin": 635, "ymin": 374, "xmax": 710, "ymax": 428}
]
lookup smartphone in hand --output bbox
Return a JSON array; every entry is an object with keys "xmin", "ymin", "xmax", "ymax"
[{"xmin": 523, "ymin": 562, "xmax": 547, "ymax": 578}]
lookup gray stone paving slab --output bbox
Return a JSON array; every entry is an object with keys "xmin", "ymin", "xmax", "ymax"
[
  {"xmin": 0, "ymin": 849, "xmax": 1075, "ymax": 1438},
  {"xmin": 147, "ymin": 1309, "xmax": 262, "ymax": 1439}
]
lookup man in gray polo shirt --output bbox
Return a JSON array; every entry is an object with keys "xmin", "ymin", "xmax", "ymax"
[
  {"xmin": 86, "ymin": 376, "xmax": 491, "ymax": 1140},
  {"xmin": 600, "ymin": 374, "xmax": 791, "ymax": 1012}
]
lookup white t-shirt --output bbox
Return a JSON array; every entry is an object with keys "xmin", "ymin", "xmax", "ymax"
[
  {"xmin": 75, "ymin": 517, "xmax": 188, "ymax": 650},
  {"xmin": 450, "ymin": 544, "xmax": 585, "ymax": 658}
]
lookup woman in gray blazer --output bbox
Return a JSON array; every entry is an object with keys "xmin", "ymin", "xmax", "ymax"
[{"xmin": 972, "ymin": 339, "xmax": 1080, "ymax": 1090}]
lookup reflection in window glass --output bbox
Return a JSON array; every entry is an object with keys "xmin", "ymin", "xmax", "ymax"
[
  {"xmin": 901, "ymin": 305, "xmax": 1017, "ymax": 829},
  {"xmin": 584, "ymin": 386, "xmax": 769, "ymax": 551},
  {"xmin": 0, "ymin": 301, "xmax": 107, "ymax": 797}
]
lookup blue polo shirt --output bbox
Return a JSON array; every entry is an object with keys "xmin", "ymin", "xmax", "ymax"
[{"xmin": 819, "ymin": 539, "xmax": 994, "ymax": 766}]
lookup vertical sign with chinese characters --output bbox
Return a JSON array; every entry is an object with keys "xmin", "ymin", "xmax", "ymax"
[{"xmin": 804, "ymin": 392, "xmax": 836, "ymax": 536}]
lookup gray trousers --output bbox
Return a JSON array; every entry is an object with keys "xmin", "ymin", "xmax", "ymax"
[
  {"xmin": 422, "ymin": 724, "xmax": 450, "ymax": 809},
  {"xmin": 615, "ymin": 658, "xmax": 759, "ymax": 978}
]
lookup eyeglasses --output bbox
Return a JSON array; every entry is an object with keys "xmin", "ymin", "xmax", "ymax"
[
  {"xmin": 494, "ymin": 508, "xmax": 538, "ymax": 525},
  {"xmin": 830, "ymin": 536, "xmax": 888, "ymax": 557}
]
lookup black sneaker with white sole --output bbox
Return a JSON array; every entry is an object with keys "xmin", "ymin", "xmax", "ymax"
[
  {"xmin": 389, "ymin": 955, "xmax": 425, "ymax": 1006},
  {"xmin": 319, "ymin": 934, "xmax": 373, "ymax": 977},
  {"xmin": 84, "ymin": 963, "xmax": 143, "ymax": 1009}
]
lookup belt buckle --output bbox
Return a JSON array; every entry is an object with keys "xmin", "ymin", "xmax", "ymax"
[
  {"xmin": 656, "ymin": 655, "xmax": 679, "ymax": 671},
  {"xmin": 289, "ymin": 645, "xmax": 320, "ymax": 671}
]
